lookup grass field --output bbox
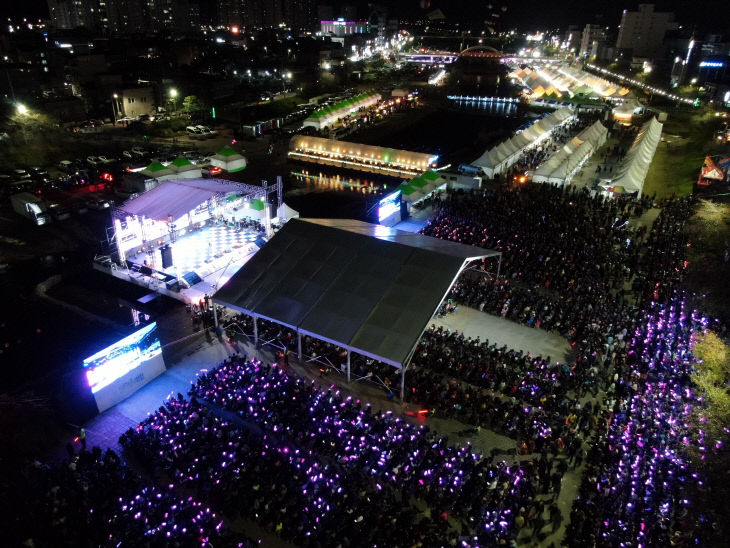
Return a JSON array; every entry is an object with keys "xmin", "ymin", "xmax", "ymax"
[{"xmin": 643, "ymin": 108, "xmax": 727, "ymax": 199}]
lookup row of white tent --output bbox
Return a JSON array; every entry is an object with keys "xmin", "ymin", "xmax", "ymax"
[
  {"xmin": 510, "ymin": 64, "xmax": 631, "ymax": 99},
  {"xmin": 302, "ymin": 92, "xmax": 381, "ymax": 130},
  {"xmin": 471, "ymin": 107, "xmax": 575, "ymax": 177},
  {"xmin": 600, "ymin": 117, "xmax": 663, "ymax": 197},
  {"xmin": 532, "ymin": 120, "xmax": 608, "ymax": 185}
]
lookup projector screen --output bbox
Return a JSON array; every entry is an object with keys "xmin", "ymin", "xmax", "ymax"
[{"xmin": 83, "ymin": 322, "xmax": 166, "ymax": 413}]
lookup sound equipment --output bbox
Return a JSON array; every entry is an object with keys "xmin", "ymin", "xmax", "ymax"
[
  {"xmin": 160, "ymin": 245, "xmax": 173, "ymax": 269},
  {"xmin": 181, "ymin": 271, "xmax": 203, "ymax": 287}
]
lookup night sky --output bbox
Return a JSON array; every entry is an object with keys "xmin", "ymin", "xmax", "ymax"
[{"xmin": 1, "ymin": 0, "xmax": 726, "ymax": 32}]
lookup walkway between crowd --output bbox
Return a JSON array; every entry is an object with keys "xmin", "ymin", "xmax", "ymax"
[{"xmin": 433, "ymin": 305, "xmax": 572, "ymax": 364}]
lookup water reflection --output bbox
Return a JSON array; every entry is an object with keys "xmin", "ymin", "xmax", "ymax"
[
  {"xmin": 447, "ymin": 97, "xmax": 518, "ymax": 115},
  {"xmin": 291, "ymin": 170, "xmax": 387, "ymax": 194}
]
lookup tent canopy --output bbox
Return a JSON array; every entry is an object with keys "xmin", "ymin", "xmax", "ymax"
[
  {"xmin": 213, "ymin": 218, "xmax": 500, "ymax": 367},
  {"xmin": 118, "ymin": 178, "xmax": 252, "ymax": 221}
]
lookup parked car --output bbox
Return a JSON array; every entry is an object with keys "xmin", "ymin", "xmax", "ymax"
[
  {"xmin": 87, "ymin": 156, "xmax": 102, "ymax": 166},
  {"xmin": 131, "ymin": 147, "xmax": 147, "ymax": 157},
  {"xmin": 85, "ymin": 197, "xmax": 110, "ymax": 210},
  {"xmin": 13, "ymin": 168, "xmax": 29, "ymax": 179},
  {"xmin": 201, "ymin": 165, "xmax": 223, "ymax": 177},
  {"xmin": 196, "ymin": 125, "xmax": 217, "ymax": 137},
  {"xmin": 48, "ymin": 203, "xmax": 71, "ymax": 221},
  {"xmin": 29, "ymin": 167, "xmax": 50, "ymax": 181},
  {"xmin": 58, "ymin": 160, "xmax": 75, "ymax": 173},
  {"xmin": 73, "ymin": 201, "xmax": 89, "ymax": 215},
  {"xmin": 97, "ymin": 156, "xmax": 114, "ymax": 164},
  {"xmin": 186, "ymin": 126, "xmax": 205, "ymax": 140}
]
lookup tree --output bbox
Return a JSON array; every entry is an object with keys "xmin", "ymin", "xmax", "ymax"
[
  {"xmin": 181, "ymin": 95, "xmax": 208, "ymax": 118},
  {"xmin": 692, "ymin": 331, "xmax": 730, "ymax": 445},
  {"xmin": 687, "ymin": 331, "xmax": 730, "ymax": 545}
]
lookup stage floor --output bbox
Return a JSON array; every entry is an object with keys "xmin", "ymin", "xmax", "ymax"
[{"xmin": 125, "ymin": 224, "xmax": 262, "ymax": 298}]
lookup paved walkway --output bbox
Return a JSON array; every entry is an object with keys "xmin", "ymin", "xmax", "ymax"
[{"xmin": 432, "ymin": 305, "xmax": 572, "ymax": 363}]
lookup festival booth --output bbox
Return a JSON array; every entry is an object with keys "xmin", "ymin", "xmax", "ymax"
[
  {"xmin": 169, "ymin": 157, "xmax": 203, "ymax": 179},
  {"xmin": 600, "ymin": 117, "xmax": 663, "ymax": 197},
  {"xmin": 303, "ymin": 92, "xmax": 381, "ymax": 130},
  {"xmin": 211, "ymin": 146, "xmax": 247, "ymax": 172},
  {"xmin": 532, "ymin": 120, "xmax": 608, "ymax": 186},
  {"xmin": 140, "ymin": 161, "xmax": 176, "ymax": 181},
  {"xmin": 472, "ymin": 107, "xmax": 575, "ymax": 177},
  {"xmin": 510, "ymin": 64, "xmax": 630, "ymax": 102},
  {"xmin": 289, "ymin": 135, "xmax": 438, "ymax": 178}
]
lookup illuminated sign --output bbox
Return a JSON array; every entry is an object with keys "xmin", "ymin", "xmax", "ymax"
[
  {"xmin": 378, "ymin": 190, "xmax": 401, "ymax": 222},
  {"xmin": 83, "ymin": 322, "xmax": 163, "ymax": 395},
  {"xmin": 699, "ymin": 61, "xmax": 725, "ymax": 68}
]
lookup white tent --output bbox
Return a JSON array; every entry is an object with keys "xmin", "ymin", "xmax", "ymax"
[
  {"xmin": 140, "ymin": 161, "xmax": 176, "ymax": 180},
  {"xmin": 169, "ymin": 157, "xmax": 203, "ymax": 179},
  {"xmin": 472, "ymin": 107, "xmax": 575, "ymax": 177},
  {"xmin": 533, "ymin": 121, "xmax": 608, "ymax": 185},
  {"xmin": 211, "ymin": 146, "xmax": 247, "ymax": 172},
  {"xmin": 601, "ymin": 117, "xmax": 662, "ymax": 196},
  {"xmin": 276, "ymin": 201, "xmax": 299, "ymax": 222}
]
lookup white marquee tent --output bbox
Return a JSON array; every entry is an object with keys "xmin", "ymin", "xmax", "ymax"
[
  {"xmin": 533, "ymin": 120, "xmax": 608, "ymax": 185},
  {"xmin": 600, "ymin": 117, "xmax": 662, "ymax": 197},
  {"xmin": 472, "ymin": 107, "xmax": 575, "ymax": 177}
]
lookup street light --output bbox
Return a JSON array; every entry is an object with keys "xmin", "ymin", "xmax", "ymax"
[
  {"xmin": 111, "ymin": 93, "xmax": 119, "ymax": 123},
  {"xmin": 169, "ymin": 88, "xmax": 178, "ymax": 114},
  {"xmin": 16, "ymin": 103, "xmax": 28, "ymax": 115}
]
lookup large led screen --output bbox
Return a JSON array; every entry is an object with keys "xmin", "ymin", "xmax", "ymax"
[
  {"xmin": 83, "ymin": 322, "xmax": 166, "ymax": 412},
  {"xmin": 378, "ymin": 190, "xmax": 401, "ymax": 224}
]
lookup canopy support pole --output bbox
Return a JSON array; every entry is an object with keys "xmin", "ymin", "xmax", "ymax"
[
  {"xmin": 497, "ymin": 255, "xmax": 502, "ymax": 279},
  {"xmin": 253, "ymin": 315, "xmax": 258, "ymax": 346},
  {"xmin": 213, "ymin": 304, "xmax": 218, "ymax": 327},
  {"xmin": 400, "ymin": 367, "xmax": 405, "ymax": 401},
  {"xmin": 346, "ymin": 350, "xmax": 351, "ymax": 383},
  {"xmin": 297, "ymin": 332, "xmax": 302, "ymax": 360}
]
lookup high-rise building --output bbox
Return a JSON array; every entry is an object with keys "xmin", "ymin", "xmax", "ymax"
[
  {"xmin": 105, "ymin": 0, "xmax": 147, "ymax": 34},
  {"xmin": 616, "ymin": 4, "xmax": 675, "ymax": 58},
  {"xmin": 282, "ymin": 0, "xmax": 314, "ymax": 31},
  {"xmin": 580, "ymin": 24, "xmax": 607, "ymax": 59},
  {"xmin": 47, "ymin": 0, "xmax": 94, "ymax": 29},
  {"xmin": 218, "ymin": 0, "xmax": 243, "ymax": 27}
]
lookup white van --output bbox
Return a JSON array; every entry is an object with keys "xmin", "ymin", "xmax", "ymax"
[{"xmin": 186, "ymin": 126, "xmax": 204, "ymax": 140}]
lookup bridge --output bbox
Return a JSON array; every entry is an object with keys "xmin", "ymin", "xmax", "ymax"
[{"xmin": 399, "ymin": 46, "xmax": 505, "ymax": 65}]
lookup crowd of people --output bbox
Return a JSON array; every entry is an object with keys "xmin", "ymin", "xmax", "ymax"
[
  {"xmin": 120, "ymin": 356, "xmax": 567, "ymax": 546},
  {"xmin": 7, "ymin": 154, "xmax": 718, "ymax": 547},
  {"xmin": 565, "ymin": 296, "xmax": 717, "ymax": 547},
  {"xmin": 4, "ymin": 446, "xmax": 251, "ymax": 547}
]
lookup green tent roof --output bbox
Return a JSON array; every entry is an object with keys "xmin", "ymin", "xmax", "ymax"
[
  {"xmin": 399, "ymin": 184, "xmax": 419, "ymax": 195},
  {"xmin": 310, "ymin": 92, "xmax": 379, "ymax": 119},
  {"xmin": 218, "ymin": 146, "xmax": 238, "ymax": 157},
  {"xmin": 146, "ymin": 161, "xmax": 168, "ymax": 172},
  {"xmin": 410, "ymin": 176, "xmax": 428, "ymax": 188},
  {"xmin": 171, "ymin": 157, "xmax": 193, "ymax": 167},
  {"xmin": 249, "ymin": 199, "xmax": 265, "ymax": 211},
  {"xmin": 422, "ymin": 170, "xmax": 440, "ymax": 181}
]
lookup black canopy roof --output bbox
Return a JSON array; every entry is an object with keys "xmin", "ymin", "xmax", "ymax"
[{"xmin": 213, "ymin": 218, "xmax": 500, "ymax": 367}]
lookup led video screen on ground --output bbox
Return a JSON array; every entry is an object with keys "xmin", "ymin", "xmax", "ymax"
[{"xmin": 83, "ymin": 322, "xmax": 166, "ymax": 413}]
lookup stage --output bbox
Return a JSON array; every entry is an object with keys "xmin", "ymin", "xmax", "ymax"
[{"xmin": 98, "ymin": 223, "xmax": 263, "ymax": 305}]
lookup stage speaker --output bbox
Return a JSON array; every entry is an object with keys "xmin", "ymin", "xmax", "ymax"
[
  {"xmin": 161, "ymin": 245, "xmax": 173, "ymax": 269},
  {"xmin": 139, "ymin": 266, "xmax": 153, "ymax": 276}
]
